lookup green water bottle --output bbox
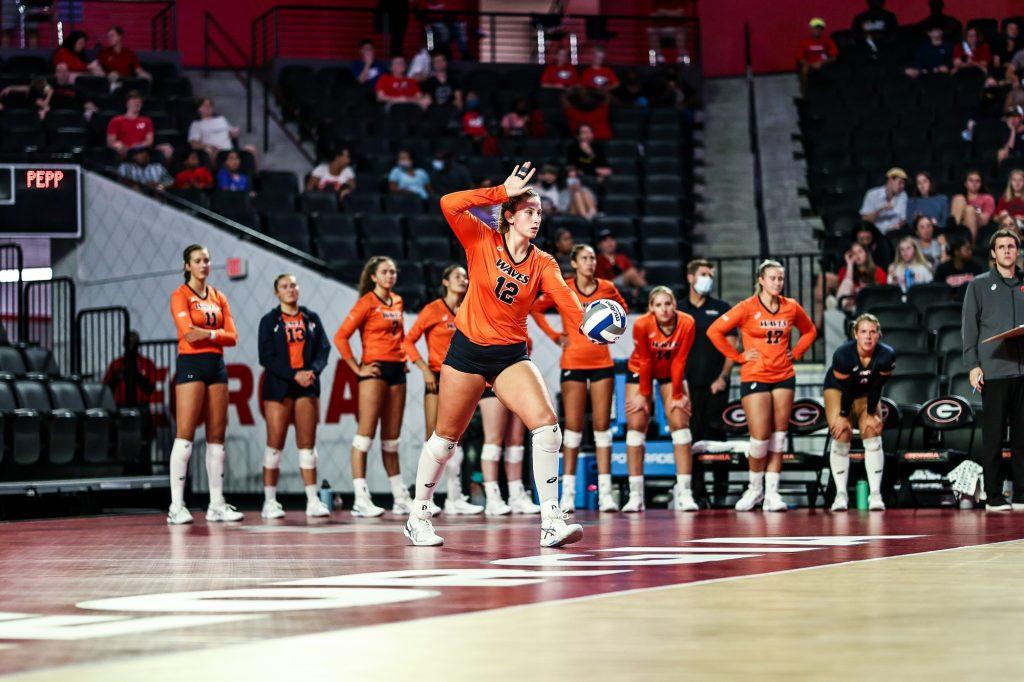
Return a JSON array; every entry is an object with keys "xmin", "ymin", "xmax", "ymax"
[{"xmin": 855, "ymin": 480, "xmax": 869, "ymax": 510}]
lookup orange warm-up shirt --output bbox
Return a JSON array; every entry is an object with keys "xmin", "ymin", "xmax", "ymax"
[
  {"xmin": 531, "ymin": 277, "xmax": 627, "ymax": 370},
  {"xmin": 170, "ymin": 284, "xmax": 238, "ymax": 355},
  {"xmin": 403, "ymin": 298, "xmax": 458, "ymax": 373},
  {"xmin": 627, "ymin": 311, "xmax": 696, "ymax": 399},
  {"xmin": 281, "ymin": 311, "xmax": 306, "ymax": 370},
  {"xmin": 439, "ymin": 186, "xmax": 583, "ymax": 346},
  {"xmin": 334, "ymin": 291, "xmax": 406, "ymax": 364},
  {"xmin": 706, "ymin": 294, "xmax": 817, "ymax": 383}
]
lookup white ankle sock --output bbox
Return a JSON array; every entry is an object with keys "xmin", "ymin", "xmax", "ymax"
[
  {"xmin": 748, "ymin": 471, "xmax": 765, "ymax": 491},
  {"xmin": 598, "ymin": 473, "xmax": 612, "ymax": 495},
  {"xmin": 169, "ymin": 438, "xmax": 192, "ymax": 508},
  {"xmin": 629, "ymin": 475, "xmax": 644, "ymax": 498},
  {"xmin": 445, "ymin": 445, "xmax": 464, "ymax": 497},
  {"xmin": 562, "ymin": 474, "xmax": 576, "ymax": 498},
  {"xmin": 205, "ymin": 442, "xmax": 226, "ymax": 506},
  {"xmin": 353, "ymin": 477, "xmax": 370, "ymax": 499},
  {"xmin": 484, "ymin": 481, "xmax": 502, "ymax": 500},
  {"xmin": 530, "ymin": 425, "xmax": 561, "ymax": 504},
  {"xmin": 864, "ymin": 437, "xmax": 884, "ymax": 494},
  {"xmin": 677, "ymin": 474, "xmax": 692, "ymax": 491},
  {"xmin": 264, "ymin": 486, "xmax": 277, "ymax": 504},
  {"xmin": 765, "ymin": 472, "xmax": 780, "ymax": 495},
  {"xmin": 509, "ymin": 480, "xmax": 525, "ymax": 499},
  {"xmin": 389, "ymin": 474, "xmax": 407, "ymax": 499},
  {"xmin": 414, "ymin": 433, "xmax": 456, "ymax": 501},
  {"xmin": 830, "ymin": 440, "xmax": 851, "ymax": 495},
  {"xmin": 304, "ymin": 484, "xmax": 318, "ymax": 504}
]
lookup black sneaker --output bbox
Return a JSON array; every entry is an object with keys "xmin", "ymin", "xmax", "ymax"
[{"xmin": 986, "ymin": 496, "xmax": 1012, "ymax": 512}]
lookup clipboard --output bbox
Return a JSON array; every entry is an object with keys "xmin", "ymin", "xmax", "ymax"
[{"xmin": 982, "ymin": 325, "xmax": 1024, "ymax": 344}]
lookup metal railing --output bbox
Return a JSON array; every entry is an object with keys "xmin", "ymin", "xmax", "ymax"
[
  {"xmin": 138, "ymin": 338, "xmax": 177, "ymax": 465},
  {"xmin": 23, "ymin": 277, "xmax": 76, "ymax": 374},
  {"xmin": 744, "ymin": 22, "xmax": 769, "ymax": 260},
  {"xmin": 203, "ymin": 10, "xmax": 253, "ymax": 132},
  {"xmin": 13, "ymin": 0, "xmax": 176, "ymax": 51},
  {"xmin": 75, "ymin": 305, "xmax": 130, "ymax": 378},
  {"xmin": 0, "ymin": 244, "xmax": 23, "ymax": 344}
]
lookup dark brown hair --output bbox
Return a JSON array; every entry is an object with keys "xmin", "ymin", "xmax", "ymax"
[
  {"xmin": 182, "ymin": 244, "xmax": 207, "ymax": 283},
  {"xmin": 440, "ymin": 263, "xmax": 465, "ymax": 295},
  {"xmin": 497, "ymin": 189, "xmax": 539, "ymax": 235},
  {"xmin": 358, "ymin": 256, "xmax": 395, "ymax": 295},
  {"xmin": 570, "ymin": 243, "xmax": 594, "ymax": 264},
  {"xmin": 686, "ymin": 258, "xmax": 713, "ymax": 276},
  {"xmin": 989, "ymin": 227, "xmax": 1022, "ymax": 252}
]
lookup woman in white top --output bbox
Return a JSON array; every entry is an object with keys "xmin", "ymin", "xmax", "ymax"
[
  {"xmin": 188, "ymin": 98, "xmax": 257, "ymax": 162},
  {"xmin": 307, "ymin": 147, "xmax": 357, "ymax": 200},
  {"xmin": 887, "ymin": 236, "xmax": 934, "ymax": 292}
]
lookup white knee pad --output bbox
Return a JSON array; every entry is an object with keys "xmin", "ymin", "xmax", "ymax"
[
  {"xmin": 625, "ymin": 429, "xmax": 646, "ymax": 447},
  {"xmin": 769, "ymin": 431, "xmax": 788, "ymax": 453},
  {"xmin": 671, "ymin": 428, "xmax": 692, "ymax": 445},
  {"xmin": 381, "ymin": 438, "xmax": 400, "ymax": 453},
  {"xmin": 505, "ymin": 445, "xmax": 525, "ymax": 463},
  {"xmin": 298, "ymin": 448, "xmax": 317, "ymax": 470},
  {"xmin": 748, "ymin": 437, "xmax": 769, "ymax": 460},
  {"xmin": 863, "ymin": 436, "xmax": 883, "ymax": 455},
  {"xmin": 531, "ymin": 424, "xmax": 562, "ymax": 454},
  {"xmin": 562, "ymin": 429, "xmax": 583, "ymax": 449},
  {"xmin": 830, "ymin": 440, "xmax": 851, "ymax": 458},
  {"xmin": 263, "ymin": 447, "xmax": 281, "ymax": 470},
  {"xmin": 593, "ymin": 429, "xmax": 613, "ymax": 448},
  {"xmin": 352, "ymin": 434, "xmax": 372, "ymax": 453},
  {"xmin": 481, "ymin": 443, "xmax": 503, "ymax": 462}
]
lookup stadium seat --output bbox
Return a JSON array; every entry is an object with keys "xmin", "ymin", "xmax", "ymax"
[
  {"xmin": 892, "ymin": 351, "xmax": 938, "ymax": 375},
  {"xmin": 645, "ymin": 174, "xmax": 683, "ymax": 194},
  {"xmin": 642, "ymin": 261, "xmax": 684, "ymax": 287},
  {"xmin": 638, "ymin": 217, "xmax": 682, "ymax": 239},
  {"xmin": 49, "ymin": 380, "xmax": 111, "ymax": 464},
  {"xmin": 0, "ymin": 380, "xmax": 42, "ymax": 466},
  {"xmin": 384, "ymin": 193, "xmax": 425, "ymax": 216},
  {"xmin": 407, "ymin": 215, "xmax": 449, "ymax": 238},
  {"xmin": 594, "ymin": 216, "xmax": 636, "ymax": 239},
  {"xmin": 548, "ymin": 215, "xmax": 592, "ymax": 241},
  {"xmin": 948, "ymin": 372, "xmax": 975, "ymax": 401},
  {"xmin": 80, "ymin": 382, "xmax": 144, "ymax": 464},
  {"xmin": 22, "ymin": 346, "xmax": 60, "ymax": 377},
  {"xmin": 877, "ymin": 329, "xmax": 928, "ymax": 353},
  {"xmin": 870, "ymin": 303, "xmax": 921, "ymax": 330},
  {"xmin": 923, "ymin": 303, "xmax": 962, "ymax": 330},
  {"xmin": 943, "ymin": 350, "xmax": 968, "ymax": 380},
  {"xmin": 0, "ymin": 346, "xmax": 27, "ymax": 376},
  {"xmin": 258, "ymin": 170, "xmax": 300, "ymax": 196},
  {"xmin": 643, "ymin": 196, "xmax": 679, "ymax": 217},
  {"xmin": 409, "ymin": 236, "xmax": 451, "ymax": 261},
  {"xmin": 313, "ymin": 214, "xmax": 357, "ymax": 237},
  {"xmin": 601, "ymin": 195, "xmax": 638, "ymax": 217},
  {"xmin": 640, "ymin": 238, "xmax": 682, "ymax": 261},
  {"xmin": 262, "ymin": 211, "xmax": 312, "ymax": 253},
  {"xmin": 317, "ymin": 234, "xmax": 361, "ymax": 263},
  {"xmin": 934, "ymin": 325, "xmax": 962, "ymax": 353},
  {"xmin": 298, "ymin": 191, "xmax": 339, "ymax": 215},
  {"xmin": 360, "ymin": 215, "xmax": 404, "ymax": 241},
  {"xmin": 363, "ymin": 238, "xmax": 404, "ymax": 259},
  {"xmin": 13, "ymin": 380, "xmax": 77, "ymax": 466},
  {"xmin": 343, "ymin": 193, "xmax": 382, "ymax": 214},
  {"xmin": 855, "ymin": 285, "xmax": 902, "ymax": 312},
  {"xmin": 211, "ymin": 191, "xmax": 252, "ymax": 214},
  {"xmin": 882, "ymin": 372, "xmax": 940, "ymax": 409},
  {"xmin": 907, "ymin": 283, "xmax": 956, "ymax": 314}
]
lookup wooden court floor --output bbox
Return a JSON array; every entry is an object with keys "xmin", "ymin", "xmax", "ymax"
[{"xmin": 2, "ymin": 509, "xmax": 1023, "ymax": 680}]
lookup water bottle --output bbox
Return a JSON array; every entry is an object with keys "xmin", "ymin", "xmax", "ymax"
[
  {"xmin": 319, "ymin": 479, "xmax": 333, "ymax": 510},
  {"xmin": 856, "ymin": 480, "xmax": 869, "ymax": 510},
  {"xmin": 903, "ymin": 267, "xmax": 914, "ymax": 292}
]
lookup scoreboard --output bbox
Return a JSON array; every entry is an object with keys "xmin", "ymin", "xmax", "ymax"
[{"xmin": 0, "ymin": 164, "xmax": 82, "ymax": 238}]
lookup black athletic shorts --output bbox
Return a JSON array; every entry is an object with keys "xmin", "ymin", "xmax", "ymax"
[
  {"xmin": 625, "ymin": 371, "xmax": 670, "ymax": 386},
  {"xmin": 359, "ymin": 360, "xmax": 407, "ymax": 386},
  {"xmin": 425, "ymin": 371, "xmax": 441, "ymax": 396},
  {"xmin": 740, "ymin": 376, "xmax": 796, "ymax": 397},
  {"xmin": 561, "ymin": 366, "xmax": 615, "ymax": 383},
  {"xmin": 176, "ymin": 353, "xmax": 228, "ymax": 386},
  {"xmin": 443, "ymin": 329, "xmax": 530, "ymax": 384},
  {"xmin": 263, "ymin": 374, "xmax": 319, "ymax": 402}
]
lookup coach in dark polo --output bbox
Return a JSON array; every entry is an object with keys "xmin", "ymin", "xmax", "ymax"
[{"xmin": 962, "ymin": 228, "xmax": 1024, "ymax": 512}]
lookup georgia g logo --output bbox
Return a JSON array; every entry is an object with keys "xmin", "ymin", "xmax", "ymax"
[
  {"xmin": 789, "ymin": 401, "xmax": 824, "ymax": 428},
  {"xmin": 925, "ymin": 398, "xmax": 964, "ymax": 424},
  {"xmin": 721, "ymin": 403, "xmax": 747, "ymax": 429}
]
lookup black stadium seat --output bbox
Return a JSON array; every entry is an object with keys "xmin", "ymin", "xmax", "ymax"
[
  {"xmin": 314, "ymin": 214, "xmax": 357, "ymax": 237},
  {"xmin": 384, "ymin": 194, "xmax": 425, "ymax": 216},
  {"xmin": 317, "ymin": 234, "xmax": 361, "ymax": 263},
  {"xmin": 81, "ymin": 382, "xmax": 143, "ymax": 463},
  {"xmin": 22, "ymin": 346, "xmax": 60, "ymax": 377},
  {"xmin": 49, "ymin": 380, "xmax": 111, "ymax": 464},
  {"xmin": 360, "ymin": 215, "xmax": 404, "ymax": 241},
  {"xmin": 262, "ymin": 211, "xmax": 312, "ymax": 252},
  {"xmin": 0, "ymin": 346, "xmax": 27, "ymax": 376},
  {"xmin": 298, "ymin": 191, "xmax": 339, "ymax": 215},
  {"xmin": 0, "ymin": 380, "xmax": 42, "ymax": 466},
  {"xmin": 13, "ymin": 380, "xmax": 77, "ymax": 466}
]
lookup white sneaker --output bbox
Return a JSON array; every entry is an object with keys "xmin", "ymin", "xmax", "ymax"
[
  {"xmin": 621, "ymin": 495, "xmax": 645, "ymax": 513},
  {"xmin": 598, "ymin": 493, "xmax": 620, "ymax": 512},
  {"xmin": 485, "ymin": 498, "xmax": 512, "ymax": 516},
  {"xmin": 540, "ymin": 510, "xmax": 584, "ymax": 548},
  {"xmin": 762, "ymin": 492, "xmax": 787, "ymax": 512},
  {"xmin": 207, "ymin": 503, "xmax": 244, "ymax": 522},
  {"xmin": 830, "ymin": 492, "xmax": 849, "ymax": 512},
  {"xmin": 391, "ymin": 494, "xmax": 415, "ymax": 515},
  {"xmin": 734, "ymin": 487, "xmax": 764, "ymax": 511},
  {"xmin": 510, "ymin": 492, "xmax": 542, "ymax": 514},
  {"xmin": 261, "ymin": 500, "xmax": 285, "ymax": 519},
  {"xmin": 351, "ymin": 496, "xmax": 385, "ymax": 518},
  {"xmin": 672, "ymin": 487, "xmax": 699, "ymax": 512},
  {"xmin": 167, "ymin": 505, "xmax": 193, "ymax": 525},
  {"xmin": 559, "ymin": 493, "xmax": 576, "ymax": 514},
  {"xmin": 868, "ymin": 493, "xmax": 886, "ymax": 511},
  {"xmin": 444, "ymin": 494, "xmax": 484, "ymax": 515},
  {"xmin": 404, "ymin": 514, "xmax": 443, "ymax": 546},
  {"xmin": 306, "ymin": 499, "xmax": 331, "ymax": 517},
  {"xmin": 428, "ymin": 500, "xmax": 443, "ymax": 516}
]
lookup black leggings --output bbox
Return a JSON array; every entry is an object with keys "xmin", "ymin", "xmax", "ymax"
[{"xmin": 980, "ymin": 376, "xmax": 1024, "ymax": 501}]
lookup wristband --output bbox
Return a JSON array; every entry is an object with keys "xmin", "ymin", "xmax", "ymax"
[{"xmin": 209, "ymin": 330, "xmax": 217, "ymax": 341}]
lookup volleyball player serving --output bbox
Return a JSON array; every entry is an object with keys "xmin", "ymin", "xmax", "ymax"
[{"xmin": 404, "ymin": 162, "xmax": 587, "ymax": 547}]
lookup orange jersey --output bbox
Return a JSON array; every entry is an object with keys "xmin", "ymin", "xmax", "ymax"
[
  {"xmin": 403, "ymin": 298, "xmax": 458, "ymax": 373},
  {"xmin": 170, "ymin": 284, "xmax": 238, "ymax": 355},
  {"xmin": 531, "ymin": 277, "xmax": 627, "ymax": 370},
  {"xmin": 281, "ymin": 311, "xmax": 306, "ymax": 370},
  {"xmin": 706, "ymin": 294, "xmax": 817, "ymax": 383},
  {"xmin": 334, "ymin": 291, "xmax": 406, "ymax": 364},
  {"xmin": 627, "ymin": 312, "xmax": 696, "ymax": 398},
  {"xmin": 440, "ymin": 186, "xmax": 583, "ymax": 346}
]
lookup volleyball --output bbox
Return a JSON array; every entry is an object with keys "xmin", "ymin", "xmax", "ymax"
[{"xmin": 582, "ymin": 299, "xmax": 627, "ymax": 344}]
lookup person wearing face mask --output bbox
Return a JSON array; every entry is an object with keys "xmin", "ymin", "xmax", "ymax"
[
  {"xmin": 388, "ymin": 149, "xmax": 433, "ymax": 200},
  {"xmin": 501, "ymin": 98, "xmax": 532, "ymax": 137},
  {"xmin": 428, "ymin": 149, "xmax": 471, "ymax": 197},
  {"xmin": 461, "ymin": 91, "xmax": 487, "ymax": 138}
]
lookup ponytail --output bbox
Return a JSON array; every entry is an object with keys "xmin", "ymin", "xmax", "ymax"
[
  {"xmin": 182, "ymin": 244, "xmax": 207, "ymax": 283},
  {"xmin": 754, "ymin": 259, "xmax": 784, "ymax": 294},
  {"xmin": 358, "ymin": 256, "xmax": 395, "ymax": 296}
]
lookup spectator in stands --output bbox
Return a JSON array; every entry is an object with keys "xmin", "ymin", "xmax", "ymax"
[
  {"xmin": 541, "ymin": 48, "xmax": 579, "ymax": 89},
  {"xmin": 860, "ymin": 167, "xmax": 908, "ymax": 233},
  {"xmin": 852, "ymin": 0, "xmax": 898, "ymax": 43},
  {"xmin": 375, "ymin": 56, "xmax": 429, "ymax": 109},
  {"xmin": 388, "ymin": 149, "xmax": 432, "ymax": 199},
  {"xmin": 580, "ymin": 46, "xmax": 619, "ymax": 92},
  {"xmin": 952, "ymin": 26, "xmax": 991, "ymax": 76},
  {"xmin": 551, "ymin": 228, "xmax": 575, "ymax": 277},
  {"xmin": 118, "ymin": 147, "xmax": 172, "ymax": 190},
  {"xmin": 500, "ymin": 98, "xmax": 532, "ymax": 137},
  {"xmin": 995, "ymin": 21, "xmax": 1021, "ymax": 81},
  {"xmin": 934, "ymin": 236, "xmax": 984, "ymax": 288},
  {"xmin": 887, "ymin": 236, "xmax": 934, "ymax": 291},
  {"xmin": 421, "ymin": 52, "xmax": 462, "ymax": 109},
  {"xmin": 103, "ymin": 331, "xmax": 157, "ymax": 408},
  {"xmin": 795, "ymin": 18, "xmax": 838, "ymax": 88},
  {"xmin": 595, "ymin": 230, "xmax": 646, "ymax": 291},
  {"xmin": 535, "ymin": 164, "xmax": 568, "ymax": 215},
  {"xmin": 0, "ymin": 77, "xmax": 55, "ymax": 120},
  {"xmin": 97, "ymin": 26, "xmax": 150, "ymax": 82},
  {"xmin": 52, "ymin": 30, "xmax": 103, "ymax": 79},
  {"xmin": 996, "ymin": 169, "xmax": 1024, "ymax": 218},
  {"xmin": 307, "ymin": 147, "xmax": 356, "ymax": 200},
  {"xmin": 566, "ymin": 166, "xmax": 599, "ymax": 220},
  {"xmin": 173, "ymin": 151, "xmax": 214, "ymax": 190},
  {"xmin": 613, "ymin": 69, "xmax": 649, "ymax": 109},
  {"xmin": 951, "ymin": 169, "xmax": 995, "ymax": 238},
  {"xmin": 830, "ymin": 241, "xmax": 888, "ymax": 313},
  {"xmin": 906, "ymin": 171, "xmax": 950, "ymax": 225},
  {"xmin": 562, "ymin": 86, "xmax": 612, "ymax": 141},
  {"xmin": 188, "ymin": 98, "xmax": 256, "ymax": 162},
  {"xmin": 916, "ymin": 0, "xmax": 961, "ymax": 42},
  {"xmin": 905, "ymin": 25, "xmax": 953, "ymax": 78},
  {"xmin": 566, "ymin": 124, "xmax": 612, "ymax": 182},
  {"xmin": 353, "ymin": 39, "xmax": 385, "ymax": 87},
  {"xmin": 855, "ymin": 224, "xmax": 892, "ymax": 269},
  {"xmin": 216, "ymin": 150, "xmax": 251, "ymax": 192},
  {"xmin": 428, "ymin": 149, "xmax": 471, "ymax": 196},
  {"xmin": 913, "ymin": 215, "xmax": 945, "ymax": 267},
  {"xmin": 461, "ymin": 91, "xmax": 487, "ymax": 138},
  {"xmin": 106, "ymin": 90, "xmax": 174, "ymax": 160},
  {"xmin": 407, "ymin": 41, "xmax": 432, "ymax": 81},
  {"xmin": 997, "ymin": 105, "xmax": 1024, "ymax": 163}
]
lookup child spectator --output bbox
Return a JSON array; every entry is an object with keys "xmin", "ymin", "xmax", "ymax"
[
  {"xmin": 951, "ymin": 169, "xmax": 995, "ymax": 239},
  {"xmin": 118, "ymin": 147, "xmax": 172, "ymax": 189},
  {"xmin": 217, "ymin": 150, "xmax": 250, "ymax": 192},
  {"xmin": 387, "ymin": 149, "xmax": 432, "ymax": 199},
  {"xmin": 906, "ymin": 171, "xmax": 949, "ymax": 225},
  {"xmin": 888, "ymin": 236, "xmax": 934, "ymax": 292},
  {"xmin": 307, "ymin": 147, "xmax": 356, "ymax": 200},
  {"xmin": 795, "ymin": 18, "xmax": 838, "ymax": 87},
  {"xmin": 106, "ymin": 90, "xmax": 174, "ymax": 160},
  {"xmin": 996, "ymin": 169, "xmax": 1024, "ymax": 218},
  {"xmin": 174, "ymin": 151, "xmax": 214, "ymax": 190},
  {"xmin": 541, "ymin": 47, "xmax": 579, "ymax": 89}
]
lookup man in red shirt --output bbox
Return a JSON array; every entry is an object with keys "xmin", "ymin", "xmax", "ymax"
[
  {"xmin": 541, "ymin": 47, "xmax": 580, "ymax": 89},
  {"xmin": 796, "ymin": 18, "xmax": 837, "ymax": 87},
  {"xmin": 375, "ymin": 56, "xmax": 429, "ymax": 108},
  {"xmin": 98, "ymin": 26, "xmax": 150, "ymax": 82},
  {"xmin": 595, "ymin": 230, "xmax": 646, "ymax": 291},
  {"xmin": 106, "ymin": 90, "xmax": 173, "ymax": 159},
  {"xmin": 580, "ymin": 47, "xmax": 619, "ymax": 92}
]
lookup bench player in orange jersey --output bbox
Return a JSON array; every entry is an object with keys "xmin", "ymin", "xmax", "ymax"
[
  {"xmin": 707, "ymin": 259, "xmax": 817, "ymax": 512},
  {"xmin": 257, "ymin": 274, "xmax": 332, "ymax": 520},
  {"xmin": 623, "ymin": 286, "xmax": 696, "ymax": 513},
  {"xmin": 404, "ymin": 162, "xmax": 588, "ymax": 548},
  {"xmin": 167, "ymin": 244, "xmax": 243, "ymax": 525},
  {"xmin": 531, "ymin": 243, "xmax": 628, "ymax": 514},
  {"xmin": 335, "ymin": 256, "xmax": 411, "ymax": 518},
  {"xmin": 403, "ymin": 264, "xmax": 483, "ymax": 516}
]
